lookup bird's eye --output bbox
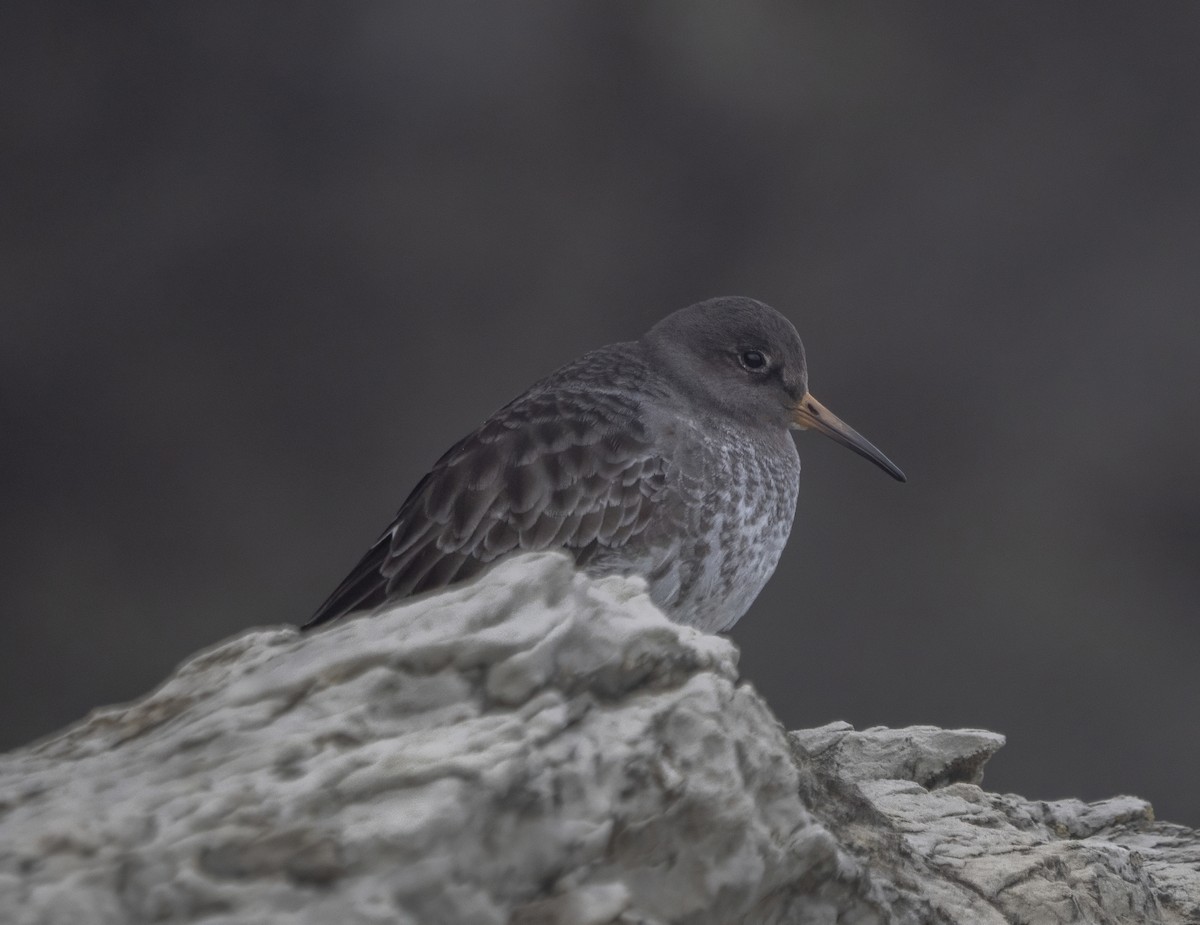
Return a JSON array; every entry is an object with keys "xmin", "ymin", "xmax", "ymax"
[{"xmin": 739, "ymin": 349, "xmax": 768, "ymax": 372}]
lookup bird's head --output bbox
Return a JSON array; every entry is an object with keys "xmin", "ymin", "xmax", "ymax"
[{"xmin": 643, "ymin": 296, "xmax": 905, "ymax": 481}]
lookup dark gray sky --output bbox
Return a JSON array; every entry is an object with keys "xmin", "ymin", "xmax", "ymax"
[{"xmin": 4, "ymin": 4, "xmax": 1199, "ymax": 826}]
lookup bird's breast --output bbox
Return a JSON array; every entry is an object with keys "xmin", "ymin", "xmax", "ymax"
[{"xmin": 648, "ymin": 417, "xmax": 800, "ymax": 632}]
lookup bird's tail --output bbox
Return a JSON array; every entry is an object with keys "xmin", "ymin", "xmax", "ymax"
[{"xmin": 301, "ymin": 530, "xmax": 391, "ymax": 630}]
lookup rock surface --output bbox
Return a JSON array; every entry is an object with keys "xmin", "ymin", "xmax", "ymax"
[{"xmin": 0, "ymin": 552, "xmax": 1195, "ymax": 924}]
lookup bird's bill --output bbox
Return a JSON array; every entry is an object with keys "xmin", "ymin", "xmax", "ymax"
[{"xmin": 791, "ymin": 393, "xmax": 907, "ymax": 482}]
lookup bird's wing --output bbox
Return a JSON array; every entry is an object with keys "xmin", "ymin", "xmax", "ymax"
[{"xmin": 303, "ymin": 387, "xmax": 667, "ymax": 629}]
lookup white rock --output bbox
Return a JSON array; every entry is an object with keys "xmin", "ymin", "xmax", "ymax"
[{"xmin": 0, "ymin": 552, "xmax": 1195, "ymax": 924}]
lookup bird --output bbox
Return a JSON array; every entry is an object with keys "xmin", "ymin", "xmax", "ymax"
[{"xmin": 304, "ymin": 296, "xmax": 904, "ymax": 634}]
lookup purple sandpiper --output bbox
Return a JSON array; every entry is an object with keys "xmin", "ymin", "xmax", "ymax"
[{"xmin": 305, "ymin": 297, "xmax": 904, "ymax": 633}]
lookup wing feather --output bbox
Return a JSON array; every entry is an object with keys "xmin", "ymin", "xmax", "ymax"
[{"xmin": 303, "ymin": 383, "xmax": 666, "ymax": 630}]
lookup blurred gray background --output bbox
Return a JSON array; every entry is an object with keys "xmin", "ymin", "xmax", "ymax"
[{"xmin": 3, "ymin": 5, "xmax": 1199, "ymax": 825}]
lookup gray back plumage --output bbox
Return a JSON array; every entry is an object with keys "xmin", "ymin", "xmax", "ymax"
[{"xmin": 304, "ymin": 344, "xmax": 670, "ymax": 627}]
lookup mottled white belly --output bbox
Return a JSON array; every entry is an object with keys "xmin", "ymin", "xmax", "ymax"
[{"xmin": 650, "ymin": 420, "xmax": 800, "ymax": 632}]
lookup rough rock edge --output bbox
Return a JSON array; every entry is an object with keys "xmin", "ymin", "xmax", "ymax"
[{"xmin": 0, "ymin": 553, "xmax": 1195, "ymax": 924}]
